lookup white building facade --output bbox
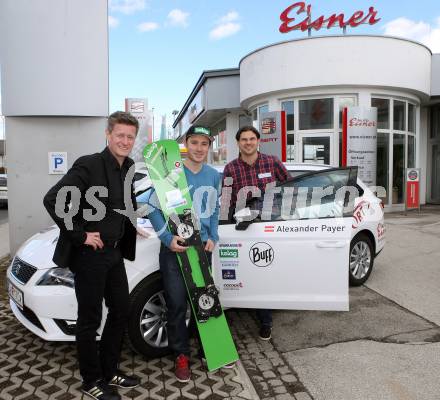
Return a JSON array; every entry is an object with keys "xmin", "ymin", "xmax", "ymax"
[{"xmin": 173, "ymin": 35, "xmax": 440, "ymax": 210}]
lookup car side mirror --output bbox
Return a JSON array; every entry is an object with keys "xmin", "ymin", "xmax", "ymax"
[
  {"xmin": 234, "ymin": 207, "xmax": 257, "ymax": 231},
  {"xmin": 235, "ymin": 220, "xmax": 252, "ymax": 231}
]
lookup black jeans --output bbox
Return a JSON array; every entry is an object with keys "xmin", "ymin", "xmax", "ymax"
[
  {"xmin": 159, "ymin": 244, "xmax": 212, "ymax": 357},
  {"xmin": 72, "ymin": 245, "xmax": 129, "ymax": 384},
  {"xmin": 256, "ymin": 309, "xmax": 272, "ymax": 327}
]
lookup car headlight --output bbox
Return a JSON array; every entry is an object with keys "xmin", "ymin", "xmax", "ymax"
[{"xmin": 37, "ymin": 268, "xmax": 74, "ymax": 288}]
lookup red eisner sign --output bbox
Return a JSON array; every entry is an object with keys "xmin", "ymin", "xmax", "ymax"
[
  {"xmin": 349, "ymin": 118, "xmax": 377, "ymax": 128},
  {"xmin": 280, "ymin": 2, "xmax": 380, "ymax": 33}
]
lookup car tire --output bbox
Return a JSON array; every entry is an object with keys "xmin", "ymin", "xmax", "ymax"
[
  {"xmin": 349, "ymin": 233, "xmax": 374, "ymax": 286},
  {"xmin": 127, "ymin": 273, "xmax": 192, "ymax": 358}
]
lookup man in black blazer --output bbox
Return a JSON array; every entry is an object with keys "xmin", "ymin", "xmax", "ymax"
[{"xmin": 44, "ymin": 111, "xmax": 141, "ymax": 400}]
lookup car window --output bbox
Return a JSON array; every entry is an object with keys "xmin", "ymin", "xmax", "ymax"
[
  {"xmin": 134, "ymin": 172, "xmax": 147, "ymax": 182},
  {"xmin": 289, "ymin": 170, "xmax": 309, "ymax": 178},
  {"xmin": 248, "ymin": 167, "xmax": 358, "ymax": 221},
  {"xmin": 136, "ymin": 187, "xmax": 153, "ymax": 208}
]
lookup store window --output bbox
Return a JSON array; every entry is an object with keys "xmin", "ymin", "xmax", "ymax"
[
  {"xmin": 287, "ymin": 134, "xmax": 295, "ymax": 162},
  {"xmin": 376, "ymin": 132, "xmax": 389, "ymax": 204},
  {"xmin": 252, "ymin": 104, "xmax": 269, "ymax": 129},
  {"xmin": 338, "ymin": 97, "xmax": 357, "ymax": 166},
  {"xmin": 281, "ymin": 100, "xmax": 295, "ymax": 162},
  {"xmin": 299, "ymin": 98, "xmax": 333, "ymax": 130},
  {"xmin": 394, "ymin": 100, "xmax": 406, "ymax": 131},
  {"xmin": 372, "ymin": 97, "xmax": 418, "ymax": 205},
  {"xmin": 407, "ymin": 135, "xmax": 416, "ymax": 168},
  {"xmin": 338, "ymin": 97, "xmax": 356, "ymax": 126},
  {"xmin": 392, "ymin": 134, "xmax": 406, "ymax": 204},
  {"xmin": 281, "ymin": 100, "xmax": 294, "ymax": 131},
  {"xmin": 429, "ymin": 106, "xmax": 440, "ymax": 203},
  {"xmin": 302, "ymin": 136, "xmax": 330, "ymax": 164},
  {"xmin": 211, "ymin": 119, "xmax": 227, "ymax": 165},
  {"xmin": 371, "ymin": 98, "xmax": 389, "ymax": 130},
  {"xmin": 431, "ymin": 105, "xmax": 440, "ymax": 139},
  {"xmin": 408, "ymin": 103, "xmax": 415, "ymax": 133}
]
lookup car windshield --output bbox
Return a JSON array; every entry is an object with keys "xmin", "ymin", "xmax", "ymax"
[
  {"xmin": 247, "ymin": 167, "xmax": 358, "ymax": 221},
  {"xmin": 136, "ymin": 187, "xmax": 153, "ymax": 207},
  {"xmin": 289, "ymin": 170, "xmax": 309, "ymax": 178}
]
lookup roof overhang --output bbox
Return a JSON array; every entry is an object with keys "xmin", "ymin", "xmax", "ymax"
[{"xmin": 173, "ymin": 68, "xmax": 240, "ymax": 129}]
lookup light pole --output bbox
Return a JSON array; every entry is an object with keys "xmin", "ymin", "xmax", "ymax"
[{"xmin": 151, "ymin": 107, "xmax": 155, "ymax": 141}]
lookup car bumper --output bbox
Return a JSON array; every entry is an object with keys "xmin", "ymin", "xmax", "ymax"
[
  {"xmin": 9, "ymin": 300, "xmax": 75, "ymax": 341},
  {"xmin": 6, "ymin": 269, "xmax": 77, "ymax": 341}
]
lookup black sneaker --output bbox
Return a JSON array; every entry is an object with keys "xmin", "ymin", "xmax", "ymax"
[
  {"xmin": 82, "ymin": 380, "xmax": 121, "ymax": 400},
  {"xmin": 259, "ymin": 325, "xmax": 272, "ymax": 341},
  {"xmin": 108, "ymin": 371, "xmax": 141, "ymax": 388}
]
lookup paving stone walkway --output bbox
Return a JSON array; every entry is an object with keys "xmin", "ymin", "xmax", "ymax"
[{"xmin": 1, "ymin": 256, "xmax": 312, "ymax": 399}]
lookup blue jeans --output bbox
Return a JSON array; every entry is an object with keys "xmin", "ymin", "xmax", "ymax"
[
  {"xmin": 256, "ymin": 309, "xmax": 272, "ymax": 327},
  {"xmin": 159, "ymin": 245, "xmax": 213, "ymax": 357},
  {"xmin": 159, "ymin": 245, "xmax": 190, "ymax": 357}
]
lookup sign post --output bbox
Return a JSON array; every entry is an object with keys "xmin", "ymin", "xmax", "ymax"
[
  {"xmin": 342, "ymin": 107, "xmax": 377, "ymax": 187},
  {"xmin": 259, "ymin": 111, "xmax": 287, "ymax": 162},
  {"xmin": 405, "ymin": 168, "xmax": 421, "ymax": 212}
]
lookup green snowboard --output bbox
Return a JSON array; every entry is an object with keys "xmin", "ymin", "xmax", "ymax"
[{"xmin": 143, "ymin": 139, "xmax": 239, "ymax": 371}]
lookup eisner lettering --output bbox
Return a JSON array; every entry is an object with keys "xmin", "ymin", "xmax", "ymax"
[
  {"xmin": 349, "ymin": 118, "xmax": 377, "ymax": 128},
  {"xmin": 280, "ymin": 2, "xmax": 380, "ymax": 33}
]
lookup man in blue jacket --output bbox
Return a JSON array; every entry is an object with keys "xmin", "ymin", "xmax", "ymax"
[{"xmin": 147, "ymin": 126, "xmax": 220, "ymax": 382}]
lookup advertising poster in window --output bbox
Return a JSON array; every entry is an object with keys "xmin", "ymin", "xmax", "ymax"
[
  {"xmin": 343, "ymin": 107, "xmax": 377, "ymax": 186},
  {"xmin": 259, "ymin": 111, "xmax": 287, "ymax": 162}
]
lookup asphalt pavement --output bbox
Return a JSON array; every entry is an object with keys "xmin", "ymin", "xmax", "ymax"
[{"xmin": 277, "ymin": 208, "xmax": 440, "ymax": 400}]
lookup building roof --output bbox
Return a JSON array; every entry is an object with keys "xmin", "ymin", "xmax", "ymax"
[
  {"xmin": 238, "ymin": 34, "xmax": 433, "ymax": 67},
  {"xmin": 172, "ymin": 68, "xmax": 239, "ymax": 128}
]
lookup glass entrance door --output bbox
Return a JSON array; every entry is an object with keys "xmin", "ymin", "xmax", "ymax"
[
  {"xmin": 299, "ymin": 134, "xmax": 331, "ymax": 165},
  {"xmin": 431, "ymin": 144, "xmax": 440, "ymax": 203},
  {"xmin": 429, "ymin": 105, "xmax": 440, "ymax": 204}
]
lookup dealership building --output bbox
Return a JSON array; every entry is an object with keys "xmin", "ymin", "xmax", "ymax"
[{"xmin": 173, "ymin": 35, "xmax": 440, "ymax": 209}]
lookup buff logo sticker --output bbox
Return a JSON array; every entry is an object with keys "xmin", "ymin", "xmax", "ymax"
[{"xmin": 249, "ymin": 242, "xmax": 274, "ymax": 267}]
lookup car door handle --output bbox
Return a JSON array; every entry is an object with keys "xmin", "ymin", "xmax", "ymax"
[{"xmin": 316, "ymin": 241, "xmax": 346, "ymax": 248}]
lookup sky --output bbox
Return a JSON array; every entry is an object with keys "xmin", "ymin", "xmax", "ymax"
[
  {"xmin": 1, "ymin": 0, "xmax": 440, "ymax": 140},
  {"xmin": 107, "ymin": 0, "xmax": 440, "ymax": 137}
]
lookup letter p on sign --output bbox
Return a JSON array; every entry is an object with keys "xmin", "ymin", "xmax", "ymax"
[{"xmin": 48, "ymin": 152, "xmax": 68, "ymax": 175}]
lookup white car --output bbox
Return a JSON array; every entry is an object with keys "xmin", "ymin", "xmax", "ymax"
[{"xmin": 6, "ymin": 164, "xmax": 385, "ymax": 358}]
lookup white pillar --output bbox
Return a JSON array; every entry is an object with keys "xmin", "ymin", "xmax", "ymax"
[
  {"xmin": 0, "ymin": 0, "xmax": 109, "ymax": 253},
  {"xmin": 226, "ymin": 112, "xmax": 240, "ymax": 162}
]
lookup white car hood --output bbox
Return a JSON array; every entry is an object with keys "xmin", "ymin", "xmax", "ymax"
[
  {"xmin": 15, "ymin": 219, "xmax": 158, "ymax": 270},
  {"xmin": 16, "ymin": 226, "xmax": 60, "ymax": 270}
]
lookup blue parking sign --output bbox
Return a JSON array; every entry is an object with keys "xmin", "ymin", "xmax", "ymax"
[{"xmin": 48, "ymin": 152, "xmax": 68, "ymax": 174}]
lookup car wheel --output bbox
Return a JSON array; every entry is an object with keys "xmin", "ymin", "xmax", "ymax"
[
  {"xmin": 127, "ymin": 273, "xmax": 192, "ymax": 358},
  {"xmin": 349, "ymin": 233, "xmax": 374, "ymax": 286}
]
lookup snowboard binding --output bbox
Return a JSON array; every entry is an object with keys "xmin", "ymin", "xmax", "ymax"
[{"xmin": 169, "ymin": 209, "xmax": 222, "ymax": 322}]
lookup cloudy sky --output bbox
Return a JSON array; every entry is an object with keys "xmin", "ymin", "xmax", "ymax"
[
  {"xmin": 2, "ymin": 0, "xmax": 439, "ymax": 140},
  {"xmin": 107, "ymin": 0, "xmax": 440, "ymax": 135}
]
